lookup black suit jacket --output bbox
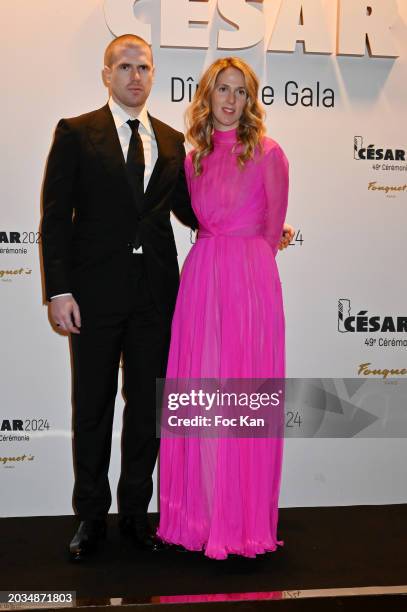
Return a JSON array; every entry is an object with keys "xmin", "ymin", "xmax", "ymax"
[{"xmin": 41, "ymin": 104, "xmax": 198, "ymax": 315}]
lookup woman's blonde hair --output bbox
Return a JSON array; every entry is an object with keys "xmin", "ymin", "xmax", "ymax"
[{"xmin": 186, "ymin": 57, "xmax": 265, "ymax": 175}]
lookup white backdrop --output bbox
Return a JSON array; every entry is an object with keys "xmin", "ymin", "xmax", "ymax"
[{"xmin": 1, "ymin": 0, "xmax": 406, "ymax": 517}]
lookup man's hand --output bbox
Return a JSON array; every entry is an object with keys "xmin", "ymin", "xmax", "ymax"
[
  {"xmin": 278, "ymin": 223, "xmax": 295, "ymax": 251},
  {"xmin": 49, "ymin": 295, "xmax": 81, "ymax": 334}
]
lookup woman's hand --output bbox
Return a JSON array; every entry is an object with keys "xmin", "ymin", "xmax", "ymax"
[{"xmin": 278, "ymin": 223, "xmax": 295, "ymax": 250}]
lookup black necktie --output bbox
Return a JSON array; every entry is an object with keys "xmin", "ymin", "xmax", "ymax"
[
  {"xmin": 126, "ymin": 119, "xmax": 145, "ymax": 202},
  {"xmin": 126, "ymin": 119, "xmax": 145, "ymax": 249}
]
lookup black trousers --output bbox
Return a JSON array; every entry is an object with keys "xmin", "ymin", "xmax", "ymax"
[{"xmin": 70, "ymin": 255, "xmax": 171, "ymax": 522}]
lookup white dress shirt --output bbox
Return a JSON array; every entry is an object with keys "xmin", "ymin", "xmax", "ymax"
[
  {"xmin": 108, "ymin": 96, "xmax": 158, "ymax": 193},
  {"xmin": 51, "ymin": 98, "xmax": 157, "ymax": 299}
]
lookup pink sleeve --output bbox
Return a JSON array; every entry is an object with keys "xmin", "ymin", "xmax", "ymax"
[{"xmin": 262, "ymin": 143, "xmax": 289, "ymax": 256}]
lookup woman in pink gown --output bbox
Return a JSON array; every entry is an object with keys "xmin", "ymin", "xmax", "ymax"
[{"xmin": 157, "ymin": 57, "xmax": 289, "ymax": 560}]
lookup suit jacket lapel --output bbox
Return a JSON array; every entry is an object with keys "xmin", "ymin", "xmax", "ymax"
[
  {"xmin": 87, "ymin": 104, "xmax": 134, "ymax": 205},
  {"xmin": 86, "ymin": 106, "xmax": 177, "ymax": 213}
]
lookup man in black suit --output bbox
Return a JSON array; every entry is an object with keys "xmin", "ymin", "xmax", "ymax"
[
  {"xmin": 41, "ymin": 34, "xmax": 200, "ymax": 560},
  {"xmin": 42, "ymin": 34, "xmax": 294, "ymax": 561}
]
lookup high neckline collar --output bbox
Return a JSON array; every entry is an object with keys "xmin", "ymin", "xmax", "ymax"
[{"xmin": 212, "ymin": 128, "xmax": 238, "ymax": 144}]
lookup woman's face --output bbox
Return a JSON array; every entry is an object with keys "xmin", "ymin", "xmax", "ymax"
[{"xmin": 210, "ymin": 67, "xmax": 248, "ymax": 131}]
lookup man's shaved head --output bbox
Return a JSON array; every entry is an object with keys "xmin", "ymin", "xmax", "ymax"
[
  {"xmin": 103, "ymin": 34, "xmax": 155, "ymax": 115},
  {"xmin": 104, "ymin": 34, "xmax": 153, "ymax": 67}
]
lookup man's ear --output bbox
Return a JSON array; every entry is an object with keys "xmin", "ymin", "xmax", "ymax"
[
  {"xmin": 103, "ymin": 65, "xmax": 111, "ymax": 87},
  {"xmin": 151, "ymin": 65, "xmax": 156, "ymax": 82}
]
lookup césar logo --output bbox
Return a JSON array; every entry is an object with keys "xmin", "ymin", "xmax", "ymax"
[
  {"xmin": 354, "ymin": 137, "xmax": 406, "ymax": 162},
  {"xmin": 338, "ymin": 299, "xmax": 407, "ymax": 333},
  {"xmin": 1, "ymin": 420, "xmax": 24, "ymax": 431}
]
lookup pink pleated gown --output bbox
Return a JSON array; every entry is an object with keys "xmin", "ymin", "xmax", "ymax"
[{"xmin": 157, "ymin": 128, "xmax": 289, "ymax": 559}]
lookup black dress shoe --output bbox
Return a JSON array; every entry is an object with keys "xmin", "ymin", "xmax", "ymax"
[
  {"xmin": 173, "ymin": 544, "xmax": 190, "ymax": 553},
  {"xmin": 69, "ymin": 519, "xmax": 107, "ymax": 561},
  {"xmin": 119, "ymin": 516, "xmax": 166, "ymax": 552}
]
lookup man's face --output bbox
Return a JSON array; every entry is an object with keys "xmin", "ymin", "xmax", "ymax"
[{"xmin": 104, "ymin": 43, "xmax": 154, "ymax": 112}]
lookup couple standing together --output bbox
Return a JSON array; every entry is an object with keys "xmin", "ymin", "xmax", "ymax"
[{"xmin": 41, "ymin": 34, "xmax": 291, "ymax": 562}]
